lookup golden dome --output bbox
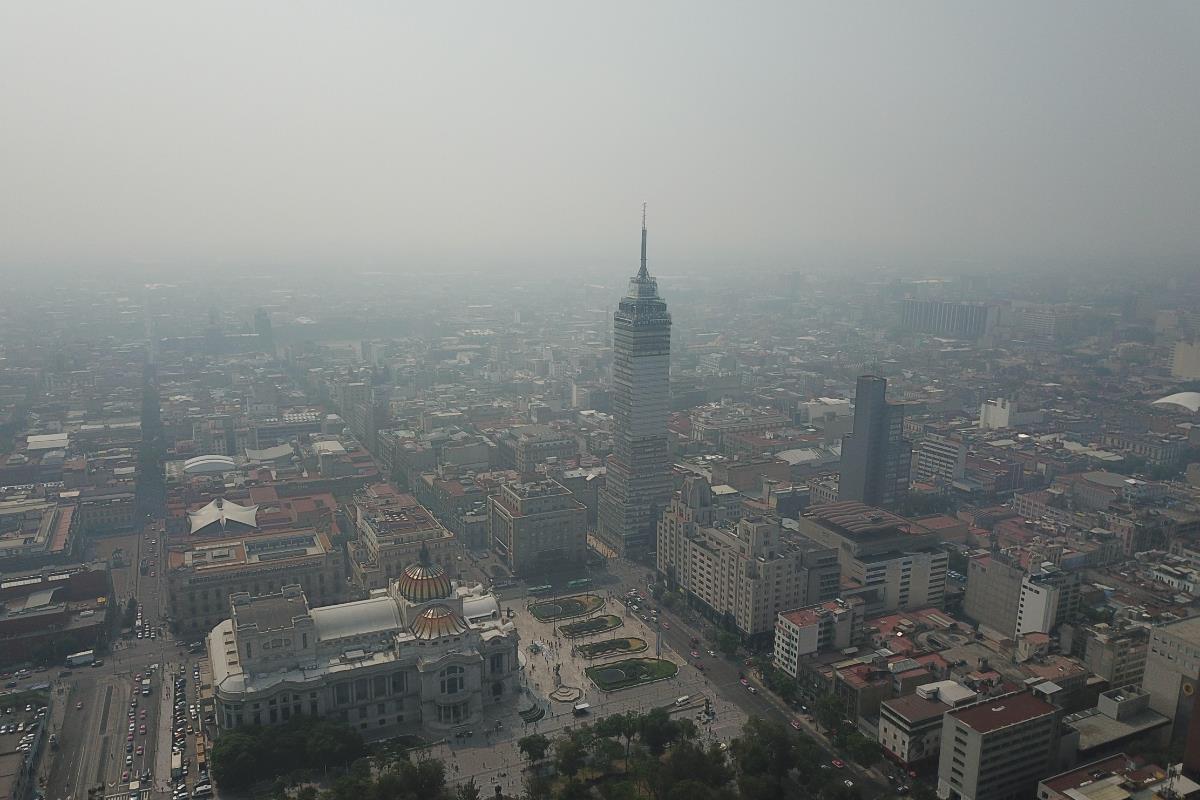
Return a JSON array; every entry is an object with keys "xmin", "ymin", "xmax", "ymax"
[
  {"xmin": 396, "ymin": 562, "xmax": 452, "ymax": 603},
  {"xmin": 411, "ymin": 604, "xmax": 469, "ymax": 640}
]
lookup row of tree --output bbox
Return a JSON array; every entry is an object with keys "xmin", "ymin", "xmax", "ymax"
[{"xmin": 209, "ymin": 714, "xmax": 366, "ymax": 791}]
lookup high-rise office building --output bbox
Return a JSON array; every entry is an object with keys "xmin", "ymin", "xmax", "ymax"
[
  {"xmin": 901, "ymin": 299, "xmax": 996, "ymax": 339},
  {"xmin": 597, "ymin": 207, "xmax": 672, "ymax": 559},
  {"xmin": 838, "ymin": 375, "xmax": 911, "ymax": 509}
]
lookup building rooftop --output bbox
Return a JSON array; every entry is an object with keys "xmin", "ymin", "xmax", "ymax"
[
  {"xmin": 1152, "ymin": 615, "xmax": 1200, "ymax": 645},
  {"xmin": 804, "ymin": 502, "xmax": 919, "ymax": 536},
  {"xmin": 882, "ymin": 692, "xmax": 950, "ymax": 724},
  {"xmin": 950, "ymin": 691, "xmax": 1057, "ymax": 734}
]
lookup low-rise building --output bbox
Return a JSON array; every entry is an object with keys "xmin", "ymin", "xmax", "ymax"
[
  {"xmin": 1037, "ymin": 753, "xmax": 1199, "ymax": 800},
  {"xmin": 878, "ymin": 680, "xmax": 977, "ymax": 770}
]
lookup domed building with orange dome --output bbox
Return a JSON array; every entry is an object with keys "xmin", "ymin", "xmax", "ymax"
[{"xmin": 207, "ymin": 556, "xmax": 520, "ymax": 736}]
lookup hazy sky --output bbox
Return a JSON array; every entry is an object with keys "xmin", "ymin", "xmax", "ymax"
[{"xmin": 2, "ymin": 2, "xmax": 1198, "ymax": 277}]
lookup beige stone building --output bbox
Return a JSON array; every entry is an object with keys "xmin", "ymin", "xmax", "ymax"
[
  {"xmin": 657, "ymin": 477, "xmax": 839, "ymax": 641},
  {"xmin": 167, "ymin": 527, "xmax": 346, "ymax": 636},
  {"xmin": 487, "ymin": 479, "xmax": 586, "ymax": 575},
  {"xmin": 350, "ymin": 483, "xmax": 462, "ymax": 592}
]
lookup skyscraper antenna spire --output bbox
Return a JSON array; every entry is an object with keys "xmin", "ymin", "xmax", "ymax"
[{"xmin": 639, "ymin": 202, "xmax": 649, "ymax": 278}]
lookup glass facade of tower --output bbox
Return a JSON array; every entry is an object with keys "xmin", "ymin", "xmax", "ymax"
[{"xmin": 596, "ymin": 221, "xmax": 672, "ymax": 559}]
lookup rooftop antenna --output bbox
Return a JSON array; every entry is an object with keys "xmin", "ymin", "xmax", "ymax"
[{"xmin": 639, "ymin": 202, "xmax": 649, "ymax": 279}]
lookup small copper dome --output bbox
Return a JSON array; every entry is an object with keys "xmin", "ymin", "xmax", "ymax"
[
  {"xmin": 411, "ymin": 604, "xmax": 469, "ymax": 640},
  {"xmin": 396, "ymin": 562, "xmax": 452, "ymax": 602}
]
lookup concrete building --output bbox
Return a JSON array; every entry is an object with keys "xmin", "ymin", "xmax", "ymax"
[
  {"xmin": 773, "ymin": 598, "xmax": 863, "ymax": 677},
  {"xmin": 878, "ymin": 680, "xmax": 977, "ymax": 770},
  {"xmin": 657, "ymin": 488, "xmax": 839, "ymax": 640},
  {"xmin": 1016, "ymin": 563, "xmax": 1082, "ymax": 636},
  {"xmin": 498, "ymin": 425, "xmax": 577, "ymax": 475},
  {"xmin": 597, "ymin": 209, "xmax": 673, "ymax": 560},
  {"xmin": 901, "ymin": 299, "xmax": 996, "ymax": 340},
  {"xmin": 795, "ymin": 502, "xmax": 947, "ymax": 615},
  {"xmin": 167, "ymin": 527, "xmax": 346, "ymax": 636},
  {"xmin": 1038, "ymin": 753, "xmax": 1200, "ymax": 800},
  {"xmin": 1144, "ymin": 616, "xmax": 1200, "ymax": 743},
  {"xmin": 839, "ymin": 375, "xmax": 911, "ymax": 510},
  {"xmin": 978, "ymin": 398, "xmax": 1044, "ymax": 431},
  {"xmin": 487, "ymin": 479, "xmax": 586, "ymax": 576},
  {"xmin": 208, "ymin": 561, "xmax": 519, "ymax": 737},
  {"xmin": 914, "ymin": 433, "xmax": 967, "ymax": 485},
  {"xmin": 936, "ymin": 690, "xmax": 1062, "ymax": 800},
  {"xmin": 349, "ymin": 484, "xmax": 462, "ymax": 593},
  {"xmin": 1171, "ymin": 341, "xmax": 1200, "ymax": 381},
  {"xmin": 1081, "ymin": 623, "xmax": 1149, "ymax": 690},
  {"xmin": 963, "ymin": 551, "xmax": 1025, "ymax": 638}
]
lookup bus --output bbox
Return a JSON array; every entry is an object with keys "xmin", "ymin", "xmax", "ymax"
[
  {"xmin": 528, "ymin": 585, "xmax": 553, "ymax": 596},
  {"xmin": 66, "ymin": 650, "xmax": 95, "ymax": 667},
  {"xmin": 566, "ymin": 578, "xmax": 592, "ymax": 590}
]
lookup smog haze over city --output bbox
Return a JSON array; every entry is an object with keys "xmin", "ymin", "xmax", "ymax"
[
  {"xmin": 3, "ymin": 6, "xmax": 1200, "ymax": 800},
  {"xmin": 3, "ymin": 2, "xmax": 1200, "ymax": 280}
]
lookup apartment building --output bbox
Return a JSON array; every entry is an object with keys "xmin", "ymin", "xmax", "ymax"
[
  {"xmin": 936, "ymin": 690, "xmax": 1062, "ymax": 800},
  {"xmin": 1080, "ymin": 622, "xmax": 1149, "ymax": 689},
  {"xmin": 657, "ymin": 480, "xmax": 839, "ymax": 641},
  {"xmin": 1015, "ymin": 563, "xmax": 1082, "ymax": 636},
  {"xmin": 487, "ymin": 478, "xmax": 586, "ymax": 575},
  {"xmin": 773, "ymin": 598, "xmax": 863, "ymax": 677}
]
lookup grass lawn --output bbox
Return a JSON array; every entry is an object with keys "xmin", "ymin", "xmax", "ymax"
[
  {"xmin": 576, "ymin": 637, "xmax": 647, "ymax": 658},
  {"xmin": 529, "ymin": 593, "xmax": 604, "ymax": 622},
  {"xmin": 586, "ymin": 658, "xmax": 678, "ymax": 691},
  {"xmin": 560, "ymin": 614, "xmax": 623, "ymax": 638}
]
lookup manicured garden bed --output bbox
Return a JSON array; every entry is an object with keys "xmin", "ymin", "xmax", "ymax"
[
  {"xmin": 560, "ymin": 614, "xmax": 623, "ymax": 638},
  {"xmin": 575, "ymin": 637, "xmax": 647, "ymax": 659},
  {"xmin": 528, "ymin": 593, "xmax": 605, "ymax": 622},
  {"xmin": 586, "ymin": 658, "xmax": 678, "ymax": 691}
]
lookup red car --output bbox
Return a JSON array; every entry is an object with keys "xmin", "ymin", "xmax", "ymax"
[
  {"xmin": 831, "ymin": 759, "xmax": 845, "ymax": 769},
  {"xmin": 690, "ymin": 650, "xmax": 701, "ymax": 658},
  {"xmin": 662, "ymin": 621, "xmax": 670, "ymax": 630},
  {"xmin": 739, "ymin": 678, "xmax": 750, "ymax": 687},
  {"xmin": 790, "ymin": 719, "xmax": 802, "ymax": 730}
]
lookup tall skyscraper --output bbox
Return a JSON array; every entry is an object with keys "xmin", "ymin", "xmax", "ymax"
[
  {"xmin": 838, "ymin": 375, "xmax": 911, "ymax": 509},
  {"xmin": 597, "ymin": 206, "xmax": 672, "ymax": 560}
]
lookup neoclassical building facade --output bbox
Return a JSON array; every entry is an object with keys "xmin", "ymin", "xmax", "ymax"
[{"xmin": 208, "ymin": 560, "xmax": 519, "ymax": 735}]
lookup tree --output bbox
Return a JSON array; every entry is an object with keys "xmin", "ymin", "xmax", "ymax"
[
  {"xmin": 814, "ymin": 693, "xmax": 844, "ymax": 732},
  {"xmin": 717, "ymin": 631, "xmax": 739, "ymax": 656},
  {"xmin": 518, "ymin": 734, "xmax": 550, "ymax": 765},
  {"xmin": 555, "ymin": 734, "xmax": 587, "ymax": 777},
  {"xmin": 455, "ymin": 777, "xmax": 481, "ymax": 800},
  {"xmin": 521, "ymin": 770, "xmax": 553, "ymax": 800}
]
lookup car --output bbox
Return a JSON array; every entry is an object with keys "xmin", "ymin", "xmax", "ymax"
[
  {"xmin": 739, "ymin": 678, "xmax": 749, "ymax": 687},
  {"xmin": 125, "ymin": 754, "xmax": 133, "ymax": 766},
  {"xmin": 790, "ymin": 719, "xmax": 802, "ymax": 730},
  {"xmin": 75, "ymin": 701, "xmax": 84, "ymax": 710},
  {"xmin": 135, "ymin": 673, "xmax": 142, "ymax": 681},
  {"xmin": 136, "ymin": 745, "xmax": 144, "ymax": 755},
  {"xmin": 140, "ymin": 710, "xmax": 147, "ymax": 719},
  {"xmin": 127, "ymin": 733, "xmax": 134, "ymax": 742},
  {"xmin": 695, "ymin": 663, "xmax": 705, "ymax": 672},
  {"xmin": 831, "ymin": 759, "xmax": 845, "ymax": 769},
  {"xmin": 126, "ymin": 743, "xmax": 133, "ymax": 754},
  {"xmin": 129, "ymin": 723, "xmax": 135, "ymax": 732},
  {"xmin": 662, "ymin": 621, "xmax": 670, "ymax": 629},
  {"xmin": 139, "ymin": 724, "xmax": 147, "ymax": 735},
  {"xmin": 121, "ymin": 771, "xmax": 129, "ymax": 783},
  {"xmin": 843, "ymin": 780, "xmax": 854, "ymax": 788},
  {"xmin": 747, "ymin": 686, "xmax": 757, "ymax": 694},
  {"xmin": 707, "ymin": 649, "xmax": 716, "ymax": 657},
  {"xmin": 690, "ymin": 650, "xmax": 700, "ymax": 658}
]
